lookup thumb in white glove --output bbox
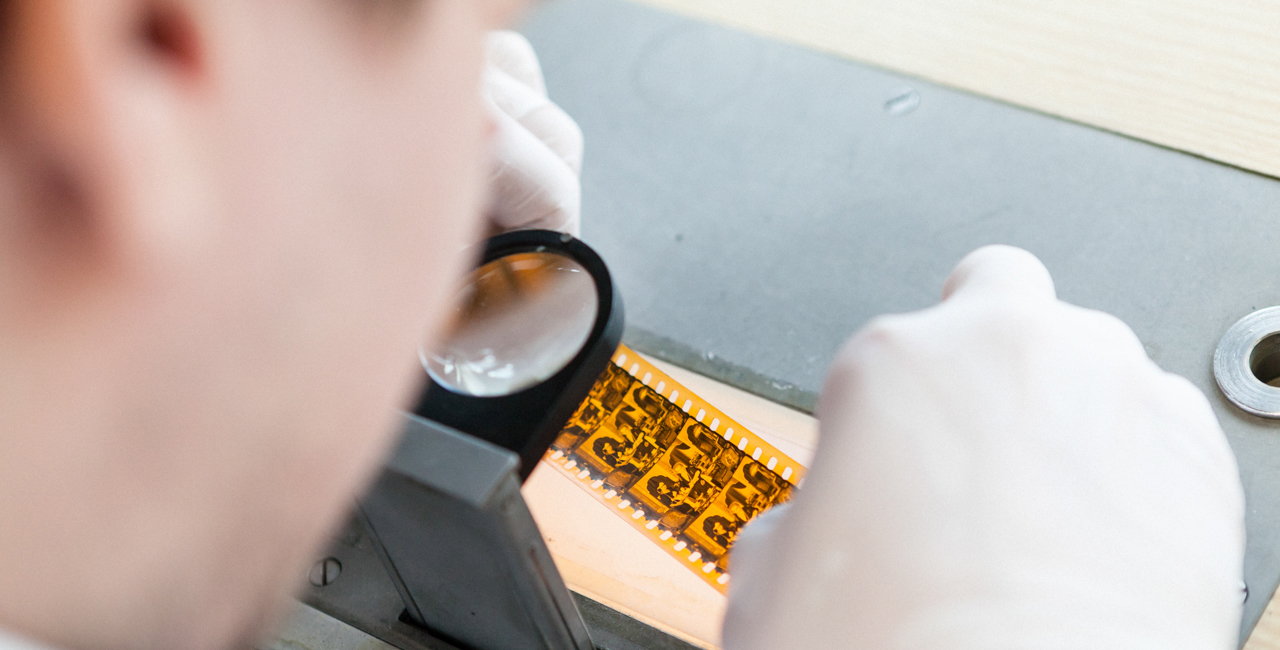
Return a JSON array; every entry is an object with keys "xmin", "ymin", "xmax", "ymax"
[
  {"xmin": 484, "ymin": 31, "xmax": 583, "ymax": 236},
  {"xmin": 723, "ymin": 245, "xmax": 1245, "ymax": 650}
]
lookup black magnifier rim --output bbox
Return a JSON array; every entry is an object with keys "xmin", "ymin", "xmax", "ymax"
[
  {"xmin": 413, "ymin": 229, "xmax": 624, "ymax": 480},
  {"xmin": 427, "ymin": 229, "xmax": 616, "ymax": 400}
]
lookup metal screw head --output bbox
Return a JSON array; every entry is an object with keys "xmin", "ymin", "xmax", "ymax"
[{"xmin": 308, "ymin": 557, "xmax": 342, "ymax": 587}]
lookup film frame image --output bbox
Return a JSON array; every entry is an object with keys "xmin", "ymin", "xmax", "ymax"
[{"xmin": 544, "ymin": 346, "xmax": 804, "ymax": 592}]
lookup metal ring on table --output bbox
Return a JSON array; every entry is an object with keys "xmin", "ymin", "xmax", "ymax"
[{"xmin": 1214, "ymin": 306, "xmax": 1280, "ymax": 419}]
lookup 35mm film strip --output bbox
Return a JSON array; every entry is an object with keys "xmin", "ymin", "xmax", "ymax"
[{"xmin": 542, "ymin": 345, "xmax": 807, "ymax": 593}]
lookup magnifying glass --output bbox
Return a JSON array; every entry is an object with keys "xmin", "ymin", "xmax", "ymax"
[{"xmin": 412, "ymin": 229, "xmax": 624, "ymax": 480}]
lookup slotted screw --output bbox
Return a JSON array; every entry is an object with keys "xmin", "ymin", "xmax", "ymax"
[{"xmin": 308, "ymin": 557, "xmax": 342, "ymax": 587}]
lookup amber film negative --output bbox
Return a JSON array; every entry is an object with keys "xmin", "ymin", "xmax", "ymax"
[{"xmin": 542, "ymin": 345, "xmax": 807, "ymax": 593}]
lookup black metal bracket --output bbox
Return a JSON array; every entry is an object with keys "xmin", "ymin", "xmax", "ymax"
[{"xmin": 300, "ymin": 413, "xmax": 701, "ymax": 650}]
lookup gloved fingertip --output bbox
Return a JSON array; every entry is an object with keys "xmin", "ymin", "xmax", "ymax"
[
  {"xmin": 522, "ymin": 104, "xmax": 585, "ymax": 176},
  {"xmin": 941, "ymin": 244, "xmax": 1056, "ymax": 303},
  {"xmin": 736, "ymin": 503, "xmax": 791, "ymax": 550},
  {"xmin": 485, "ymin": 68, "xmax": 583, "ymax": 176},
  {"xmin": 487, "ymin": 105, "xmax": 582, "ymax": 237},
  {"xmin": 562, "ymin": 211, "xmax": 581, "ymax": 238},
  {"xmin": 485, "ymin": 30, "xmax": 546, "ymax": 96}
]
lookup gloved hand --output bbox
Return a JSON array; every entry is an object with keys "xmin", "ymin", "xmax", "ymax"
[
  {"xmin": 723, "ymin": 245, "xmax": 1245, "ymax": 650},
  {"xmin": 484, "ymin": 31, "xmax": 583, "ymax": 236}
]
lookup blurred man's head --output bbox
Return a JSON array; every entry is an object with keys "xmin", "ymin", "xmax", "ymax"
[{"xmin": 0, "ymin": 0, "xmax": 526, "ymax": 648}]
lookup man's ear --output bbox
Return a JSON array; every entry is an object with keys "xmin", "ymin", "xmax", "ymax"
[{"xmin": 2, "ymin": 0, "xmax": 210, "ymax": 283}]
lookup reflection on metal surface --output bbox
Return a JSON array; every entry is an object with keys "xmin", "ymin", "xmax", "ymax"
[
  {"xmin": 1215, "ymin": 307, "xmax": 1280, "ymax": 418},
  {"xmin": 545, "ymin": 345, "xmax": 806, "ymax": 593},
  {"xmin": 884, "ymin": 87, "xmax": 921, "ymax": 116},
  {"xmin": 424, "ymin": 251, "xmax": 598, "ymax": 397}
]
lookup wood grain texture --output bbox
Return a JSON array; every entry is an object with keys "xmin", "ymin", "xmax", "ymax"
[
  {"xmin": 1248, "ymin": 589, "xmax": 1280, "ymax": 650},
  {"xmin": 629, "ymin": 0, "xmax": 1280, "ymax": 179}
]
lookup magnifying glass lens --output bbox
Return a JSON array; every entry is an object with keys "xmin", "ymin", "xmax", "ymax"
[{"xmin": 423, "ymin": 251, "xmax": 599, "ymax": 397}]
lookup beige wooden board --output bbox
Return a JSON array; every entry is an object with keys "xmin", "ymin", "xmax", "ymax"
[
  {"xmin": 1250, "ymin": 593, "xmax": 1280, "ymax": 650},
  {"xmin": 629, "ymin": 0, "xmax": 1280, "ymax": 180},
  {"xmin": 523, "ymin": 354, "xmax": 818, "ymax": 650}
]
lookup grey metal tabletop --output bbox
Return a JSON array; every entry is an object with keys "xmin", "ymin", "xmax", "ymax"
[{"xmin": 521, "ymin": 0, "xmax": 1280, "ymax": 641}]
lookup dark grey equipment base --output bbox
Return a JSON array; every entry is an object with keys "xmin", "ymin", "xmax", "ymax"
[
  {"xmin": 520, "ymin": 0, "xmax": 1280, "ymax": 643},
  {"xmin": 358, "ymin": 414, "xmax": 593, "ymax": 650},
  {"xmin": 304, "ymin": 413, "xmax": 701, "ymax": 650},
  {"xmin": 304, "ymin": 512, "xmax": 700, "ymax": 650}
]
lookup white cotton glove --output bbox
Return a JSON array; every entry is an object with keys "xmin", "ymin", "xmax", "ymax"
[
  {"xmin": 723, "ymin": 245, "xmax": 1245, "ymax": 650},
  {"xmin": 484, "ymin": 31, "xmax": 583, "ymax": 236}
]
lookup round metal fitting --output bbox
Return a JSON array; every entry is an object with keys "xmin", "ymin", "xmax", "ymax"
[
  {"xmin": 308, "ymin": 557, "xmax": 342, "ymax": 587},
  {"xmin": 1214, "ymin": 306, "xmax": 1280, "ymax": 418}
]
